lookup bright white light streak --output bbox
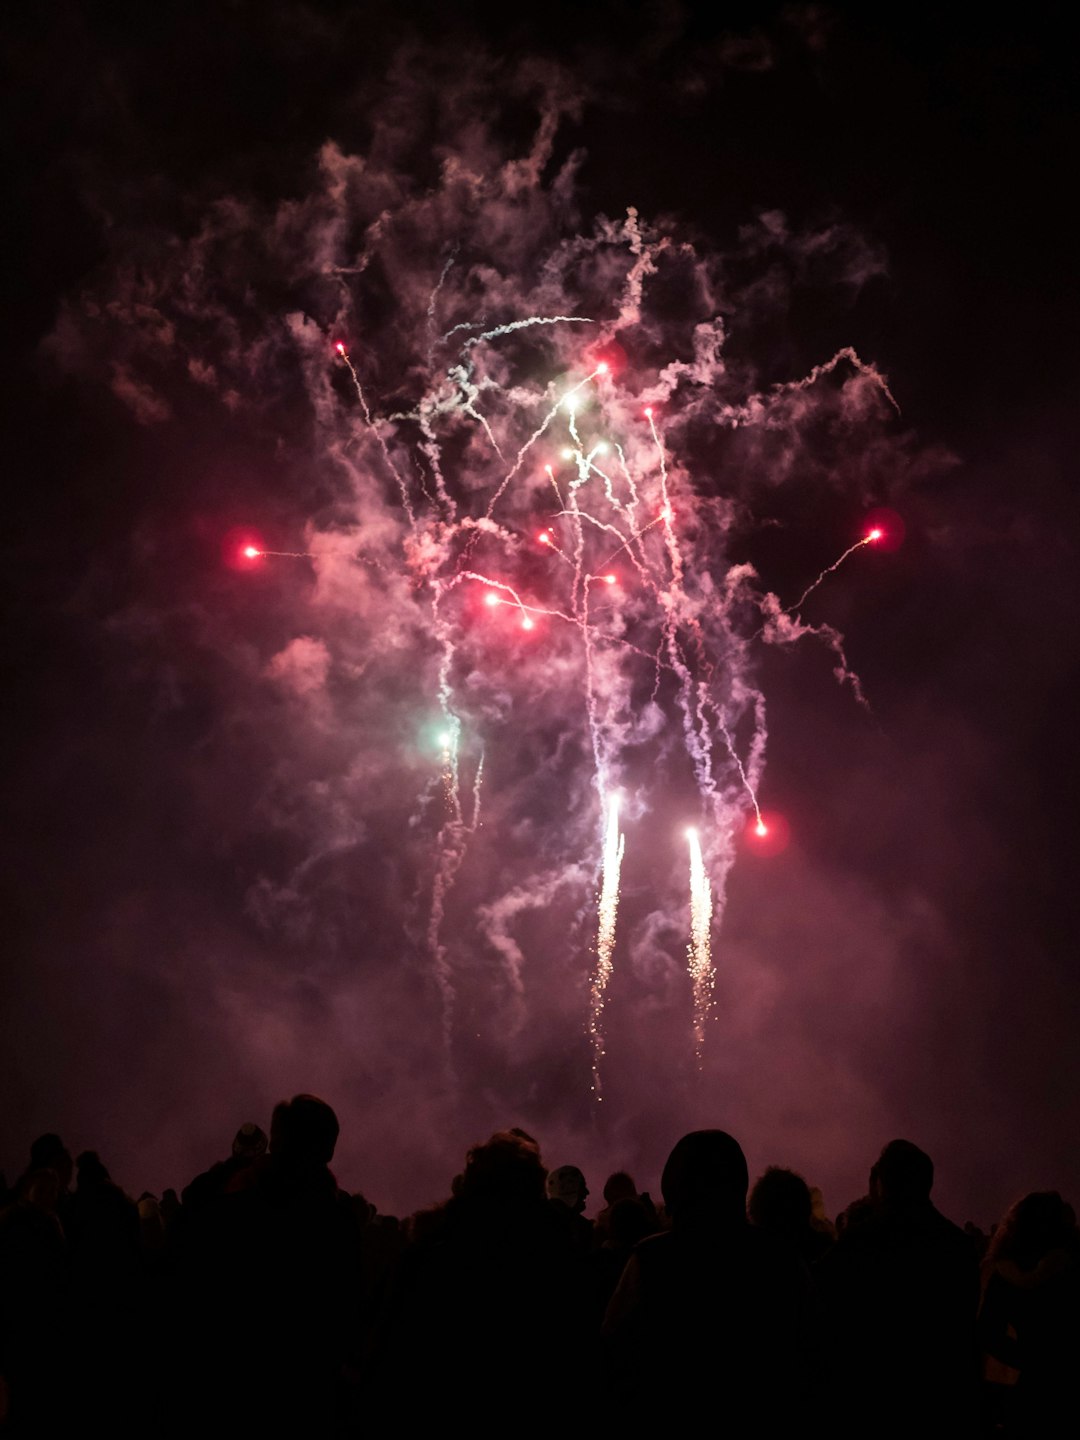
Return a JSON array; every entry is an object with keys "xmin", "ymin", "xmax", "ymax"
[
  {"xmin": 590, "ymin": 792, "xmax": 625, "ymax": 1101},
  {"xmin": 686, "ymin": 826, "xmax": 714, "ymax": 1067}
]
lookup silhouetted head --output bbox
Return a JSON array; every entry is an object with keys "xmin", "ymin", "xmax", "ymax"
[
  {"xmin": 25, "ymin": 1169, "xmax": 61, "ymax": 1214},
  {"xmin": 232, "ymin": 1122, "xmax": 268, "ymax": 1160},
  {"xmin": 461, "ymin": 1130, "xmax": 547, "ymax": 1209},
  {"xmin": 987, "ymin": 1191, "xmax": 1080, "ymax": 1271},
  {"xmin": 748, "ymin": 1166, "xmax": 813, "ymax": 1234},
  {"xmin": 603, "ymin": 1171, "xmax": 638, "ymax": 1206},
  {"xmin": 76, "ymin": 1150, "xmax": 111, "ymax": 1188},
  {"xmin": 30, "ymin": 1134, "xmax": 72, "ymax": 1190},
  {"xmin": 546, "ymin": 1164, "xmax": 589, "ymax": 1213},
  {"xmin": 875, "ymin": 1140, "xmax": 934, "ymax": 1206},
  {"xmin": 607, "ymin": 1197, "xmax": 653, "ymax": 1250},
  {"xmin": 270, "ymin": 1094, "xmax": 339, "ymax": 1168},
  {"xmin": 662, "ymin": 1130, "xmax": 748, "ymax": 1228},
  {"xmin": 508, "ymin": 1126, "xmax": 541, "ymax": 1157}
]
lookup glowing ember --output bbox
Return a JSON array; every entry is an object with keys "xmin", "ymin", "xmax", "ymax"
[{"xmin": 243, "ymin": 546, "xmax": 260, "ymax": 558}]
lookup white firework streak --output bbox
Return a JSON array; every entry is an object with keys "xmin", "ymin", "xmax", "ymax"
[
  {"xmin": 686, "ymin": 827, "xmax": 714, "ymax": 1065},
  {"xmin": 590, "ymin": 792, "xmax": 625, "ymax": 1101},
  {"xmin": 322, "ymin": 214, "xmax": 886, "ymax": 1072}
]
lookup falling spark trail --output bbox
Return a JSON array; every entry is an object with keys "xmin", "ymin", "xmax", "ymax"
[
  {"xmin": 590, "ymin": 793, "xmax": 625, "ymax": 1101},
  {"xmin": 791, "ymin": 530, "xmax": 882, "ymax": 613},
  {"xmin": 241, "ymin": 197, "xmax": 891, "ymax": 1082},
  {"xmin": 717, "ymin": 716, "xmax": 766, "ymax": 833},
  {"xmin": 243, "ymin": 547, "xmax": 313, "ymax": 559},
  {"xmin": 686, "ymin": 828, "xmax": 714, "ymax": 1065},
  {"xmin": 336, "ymin": 344, "xmax": 417, "ymax": 524}
]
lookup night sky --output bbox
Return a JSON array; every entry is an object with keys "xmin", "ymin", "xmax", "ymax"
[{"xmin": 3, "ymin": 2, "xmax": 1078, "ymax": 1225}]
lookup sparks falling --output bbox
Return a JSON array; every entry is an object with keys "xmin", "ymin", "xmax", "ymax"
[
  {"xmin": 121, "ymin": 102, "xmax": 899, "ymax": 1094},
  {"xmin": 686, "ymin": 827, "xmax": 714, "ymax": 1065},
  {"xmin": 590, "ymin": 792, "xmax": 625, "ymax": 1101}
]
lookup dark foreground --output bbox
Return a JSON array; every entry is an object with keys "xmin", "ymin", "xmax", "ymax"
[{"xmin": 1, "ymin": 1098, "xmax": 1075, "ymax": 1436}]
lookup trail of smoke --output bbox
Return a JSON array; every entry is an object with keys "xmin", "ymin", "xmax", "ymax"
[
  {"xmin": 336, "ymin": 345, "xmax": 417, "ymax": 526},
  {"xmin": 425, "ymin": 250, "xmax": 458, "ymax": 366},
  {"xmin": 790, "ymin": 530, "xmax": 881, "ymax": 612},
  {"xmin": 482, "ymin": 365, "xmax": 602, "ymax": 522}
]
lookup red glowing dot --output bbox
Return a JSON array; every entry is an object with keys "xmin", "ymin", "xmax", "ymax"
[
  {"xmin": 484, "ymin": 592, "xmax": 501, "ymax": 607},
  {"xmin": 335, "ymin": 342, "xmax": 346, "ymax": 355},
  {"xmin": 596, "ymin": 361, "xmax": 609, "ymax": 375},
  {"xmin": 603, "ymin": 574, "xmax": 617, "ymax": 585},
  {"xmin": 755, "ymin": 821, "xmax": 768, "ymax": 837},
  {"xmin": 538, "ymin": 531, "xmax": 552, "ymax": 545},
  {"xmin": 243, "ymin": 546, "xmax": 261, "ymax": 559},
  {"xmin": 867, "ymin": 527, "xmax": 883, "ymax": 542},
  {"xmin": 521, "ymin": 616, "xmax": 535, "ymax": 630},
  {"xmin": 644, "ymin": 407, "xmax": 653, "ymax": 418}
]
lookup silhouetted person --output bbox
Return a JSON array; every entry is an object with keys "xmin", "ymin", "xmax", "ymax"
[
  {"xmin": 176, "ymin": 1095, "xmax": 363, "ymax": 1433},
  {"xmin": 180, "ymin": 1120, "xmax": 268, "ymax": 1212},
  {"xmin": 594, "ymin": 1170, "xmax": 658, "ymax": 1245},
  {"xmin": 749, "ymin": 1165, "xmax": 833, "ymax": 1267},
  {"xmin": 379, "ymin": 1131, "xmax": 589, "ymax": 1416},
  {"xmin": 547, "ymin": 1162, "xmax": 594, "ymax": 1250},
  {"xmin": 0, "ymin": 1168, "xmax": 72, "ymax": 1432},
  {"xmin": 603, "ymin": 1129, "xmax": 810, "ymax": 1423},
  {"xmin": 65, "ymin": 1151, "xmax": 141, "ymax": 1428},
  {"xmin": 590, "ymin": 1195, "xmax": 657, "ymax": 1322},
  {"xmin": 978, "ymin": 1191, "xmax": 1080, "ymax": 1436},
  {"xmin": 819, "ymin": 1138, "xmax": 978, "ymax": 1437}
]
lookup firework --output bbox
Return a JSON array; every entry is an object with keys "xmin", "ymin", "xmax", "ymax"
[
  {"xmin": 590, "ymin": 792, "xmax": 625, "ymax": 1100},
  {"xmin": 686, "ymin": 826, "xmax": 714, "ymax": 1065},
  {"xmin": 227, "ymin": 177, "xmax": 893, "ymax": 1085}
]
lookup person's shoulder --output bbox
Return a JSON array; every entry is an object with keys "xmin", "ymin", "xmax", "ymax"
[{"xmin": 631, "ymin": 1230, "xmax": 674, "ymax": 1270}]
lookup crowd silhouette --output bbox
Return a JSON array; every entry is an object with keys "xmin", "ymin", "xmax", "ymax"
[{"xmin": 1, "ymin": 1099, "xmax": 1076, "ymax": 1435}]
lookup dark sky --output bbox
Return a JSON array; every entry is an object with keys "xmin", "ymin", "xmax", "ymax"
[{"xmin": 2, "ymin": 1, "xmax": 1078, "ymax": 1224}]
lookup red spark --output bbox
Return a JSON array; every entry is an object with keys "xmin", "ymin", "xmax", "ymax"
[
  {"xmin": 745, "ymin": 810, "xmax": 791, "ymax": 857},
  {"xmin": 603, "ymin": 574, "xmax": 617, "ymax": 585},
  {"xmin": 595, "ymin": 361, "xmax": 609, "ymax": 375},
  {"xmin": 521, "ymin": 616, "xmax": 535, "ymax": 631},
  {"xmin": 484, "ymin": 592, "xmax": 501, "ymax": 607},
  {"xmin": 243, "ymin": 545, "xmax": 261, "ymax": 559},
  {"xmin": 864, "ymin": 507, "xmax": 905, "ymax": 552},
  {"xmin": 538, "ymin": 531, "xmax": 552, "ymax": 545},
  {"xmin": 335, "ymin": 342, "xmax": 346, "ymax": 355},
  {"xmin": 643, "ymin": 406, "xmax": 653, "ymax": 418}
]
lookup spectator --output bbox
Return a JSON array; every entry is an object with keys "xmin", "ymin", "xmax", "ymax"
[
  {"xmin": 603, "ymin": 1129, "xmax": 810, "ymax": 1423},
  {"xmin": 819, "ymin": 1139, "xmax": 978, "ymax": 1437},
  {"xmin": 978, "ymin": 1190, "xmax": 1080, "ymax": 1436}
]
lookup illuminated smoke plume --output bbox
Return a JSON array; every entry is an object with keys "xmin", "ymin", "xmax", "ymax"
[{"xmin": 59, "ymin": 65, "xmax": 898, "ymax": 1103}]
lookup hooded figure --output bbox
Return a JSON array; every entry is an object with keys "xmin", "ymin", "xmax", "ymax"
[{"xmin": 603, "ymin": 1130, "xmax": 810, "ymax": 1423}]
